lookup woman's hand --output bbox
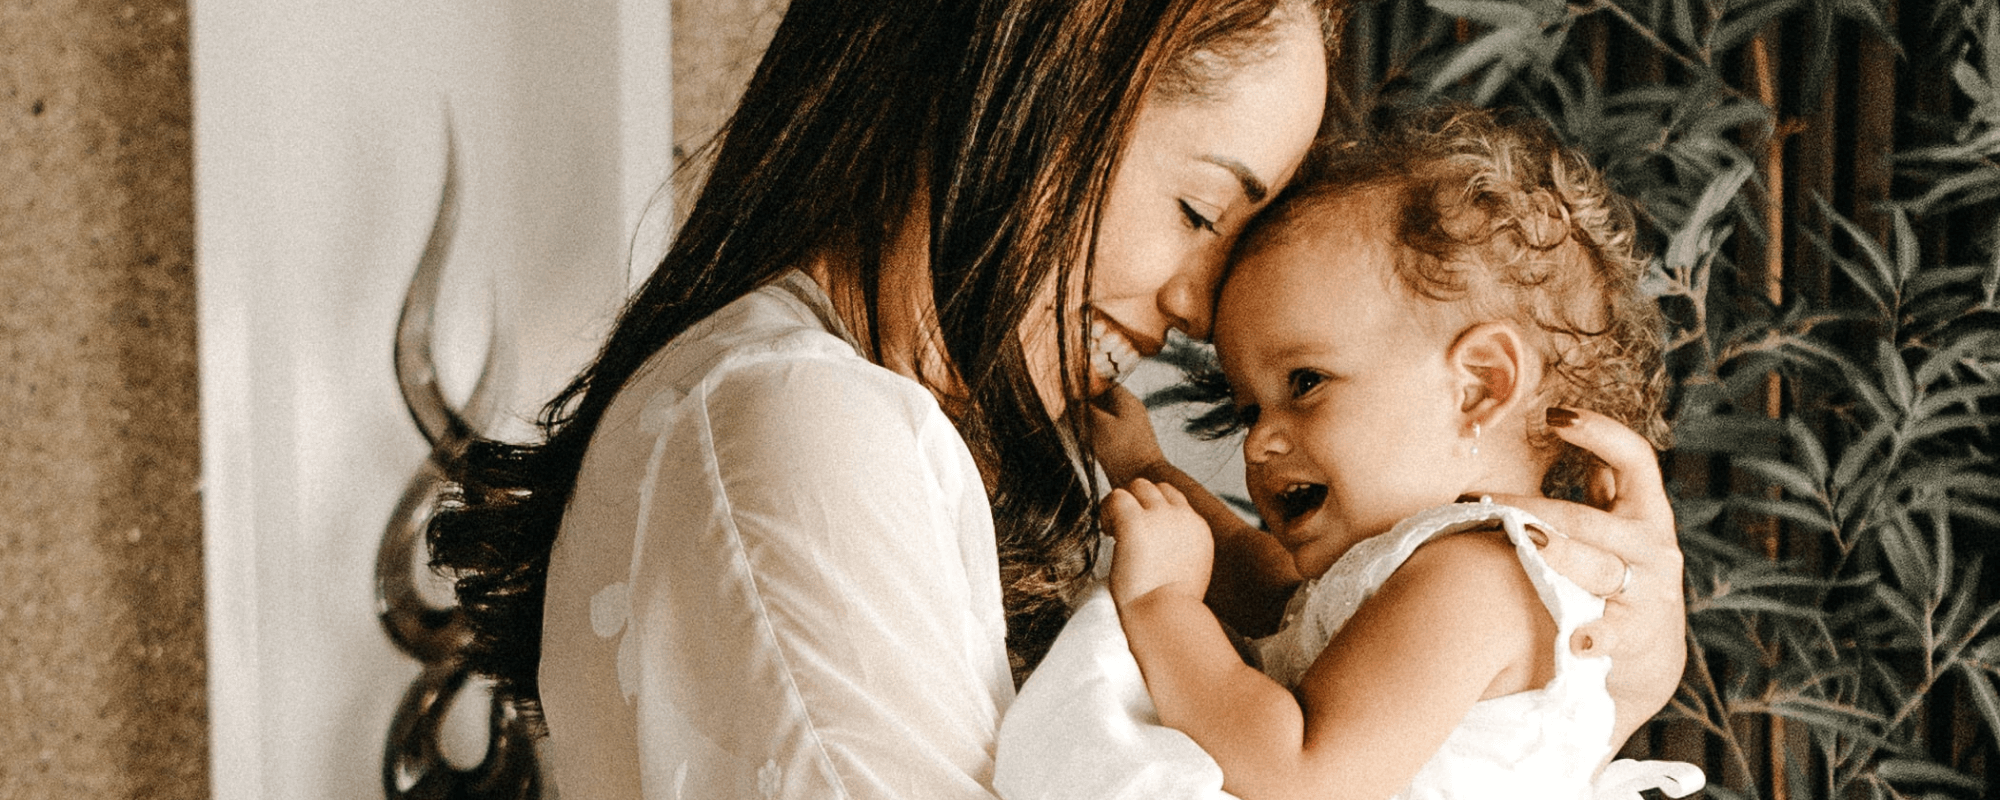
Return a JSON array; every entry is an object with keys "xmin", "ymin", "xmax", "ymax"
[
  {"xmin": 1090, "ymin": 384, "xmax": 1171, "ymax": 487},
  {"xmin": 1473, "ymin": 407, "xmax": 1686, "ymax": 742},
  {"xmin": 1106, "ymin": 479, "xmax": 1214, "ymax": 609}
]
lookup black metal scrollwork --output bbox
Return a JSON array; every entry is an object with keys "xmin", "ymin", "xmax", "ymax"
[{"xmin": 377, "ymin": 121, "xmax": 543, "ymax": 800}]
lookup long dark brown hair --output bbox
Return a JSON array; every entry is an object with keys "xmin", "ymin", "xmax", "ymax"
[{"xmin": 428, "ymin": 0, "xmax": 1344, "ymax": 720}]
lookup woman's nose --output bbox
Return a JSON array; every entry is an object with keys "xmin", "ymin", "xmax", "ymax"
[
  {"xmin": 1158, "ymin": 256, "xmax": 1224, "ymax": 340},
  {"xmin": 1244, "ymin": 416, "xmax": 1289, "ymax": 463}
]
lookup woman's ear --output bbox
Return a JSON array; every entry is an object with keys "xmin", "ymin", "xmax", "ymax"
[{"xmin": 1446, "ymin": 321, "xmax": 1538, "ymax": 424}]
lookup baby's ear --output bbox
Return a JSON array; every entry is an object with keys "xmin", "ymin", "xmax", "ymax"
[{"xmin": 1446, "ymin": 321, "xmax": 1538, "ymax": 421}]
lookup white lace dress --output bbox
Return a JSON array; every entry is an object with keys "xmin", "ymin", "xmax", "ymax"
[{"xmin": 994, "ymin": 502, "xmax": 1703, "ymax": 800}]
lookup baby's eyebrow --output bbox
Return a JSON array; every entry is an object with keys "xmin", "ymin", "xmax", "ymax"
[{"xmin": 1201, "ymin": 155, "xmax": 1268, "ymax": 203}]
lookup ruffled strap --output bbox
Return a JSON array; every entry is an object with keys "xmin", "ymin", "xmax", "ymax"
[{"xmin": 1593, "ymin": 758, "xmax": 1707, "ymax": 799}]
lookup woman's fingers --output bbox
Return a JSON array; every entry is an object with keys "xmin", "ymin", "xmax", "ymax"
[
  {"xmin": 1541, "ymin": 533, "xmax": 1630, "ymax": 599},
  {"xmin": 1545, "ymin": 406, "xmax": 1670, "ymax": 527},
  {"xmin": 1478, "ymin": 493, "xmax": 1629, "ymax": 598},
  {"xmin": 1586, "ymin": 461, "xmax": 1618, "ymax": 510}
]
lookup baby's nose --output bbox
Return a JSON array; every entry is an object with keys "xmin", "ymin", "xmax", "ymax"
[{"xmin": 1243, "ymin": 419, "xmax": 1290, "ymax": 463}]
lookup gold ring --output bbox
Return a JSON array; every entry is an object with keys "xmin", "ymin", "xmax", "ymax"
[{"xmin": 1601, "ymin": 562, "xmax": 1634, "ymax": 600}]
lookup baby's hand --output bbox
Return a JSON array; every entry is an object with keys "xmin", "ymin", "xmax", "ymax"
[
  {"xmin": 1090, "ymin": 385, "xmax": 1170, "ymax": 487},
  {"xmin": 1106, "ymin": 478, "xmax": 1214, "ymax": 608}
]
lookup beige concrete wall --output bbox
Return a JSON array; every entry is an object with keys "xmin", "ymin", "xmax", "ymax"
[
  {"xmin": 671, "ymin": 0, "xmax": 785, "ymax": 206},
  {"xmin": 0, "ymin": 0, "xmax": 782, "ymax": 796},
  {"xmin": 0, "ymin": 0, "xmax": 208, "ymax": 797}
]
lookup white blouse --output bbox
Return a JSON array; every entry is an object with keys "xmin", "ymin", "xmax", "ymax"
[{"xmin": 540, "ymin": 271, "xmax": 1015, "ymax": 800}]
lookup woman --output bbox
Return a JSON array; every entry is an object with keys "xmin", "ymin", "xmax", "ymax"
[{"xmin": 429, "ymin": 1, "xmax": 1686, "ymax": 798}]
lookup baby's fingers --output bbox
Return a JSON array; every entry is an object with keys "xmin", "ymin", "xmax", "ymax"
[
  {"xmin": 1124, "ymin": 478, "xmax": 1167, "ymax": 507},
  {"xmin": 1102, "ymin": 487, "xmax": 1142, "ymax": 531},
  {"xmin": 1120, "ymin": 477, "xmax": 1191, "ymax": 510}
]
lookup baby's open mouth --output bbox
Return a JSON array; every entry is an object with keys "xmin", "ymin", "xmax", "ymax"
[{"xmin": 1275, "ymin": 482, "xmax": 1328, "ymax": 523}]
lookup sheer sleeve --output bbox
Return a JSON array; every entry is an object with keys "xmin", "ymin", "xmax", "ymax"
[{"xmin": 621, "ymin": 353, "xmax": 1013, "ymax": 800}]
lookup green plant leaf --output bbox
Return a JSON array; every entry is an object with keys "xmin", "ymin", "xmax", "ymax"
[
  {"xmin": 1667, "ymin": 0, "xmax": 1698, "ymax": 51},
  {"xmin": 1937, "ymin": 584, "xmax": 2000, "ymax": 667},
  {"xmin": 1908, "ymin": 409, "xmax": 1999, "ymax": 443},
  {"xmin": 1735, "ymin": 455, "xmax": 1829, "ymax": 503},
  {"xmin": 1423, "ymin": 24, "xmax": 1528, "ymax": 97},
  {"xmin": 1954, "ymin": 57, "xmax": 1994, "ymax": 104},
  {"xmin": 1911, "ymin": 330, "xmax": 2000, "ymax": 389},
  {"xmin": 1878, "ymin": 339, "xmax": 1917, "ymax": 415},
  {"xmin": 1876, "ymin": 516, "xmax": 1938, "ymax": 596},
  {"xmin": 1766, "ymin": 694, "xmax": 1888, "ymax": 735},
  {"xmin": 1829, "ymin": 410, "xmax": 1894, "ymax": 479},
  {"xmin": 1836, "ymin": 0, "xmax": 1900, "ymax": 49},
  {"xmin": 1713, "ymin": 0, "xmax": 1803, "ymax": 53},
  {"xmin": 1783, "ymin": 415, "xmax": 1831, "ymax": 483},
  {"xmin": 1781, "ymin": 337, "xmax": 1897, "ymax": 420},
  {"xmin": 1674, "ymin": 412, "xmax": 1783, "ymax": 455},
  {"xmin": 1893, "ymin": 207, "xmax": 1919, "ymax": 288},
  {"xmin": 1886, "ymin": 459, "xmax": 2000, "ymax": 518},
  {"xmin": 1818, "ymin": 195, "xmax": 1902, "ymax": 312},
  {"xmin": 1672, "ymin": 496, "xmax": 1727, "ymax": 530},
  {"xmin": 1872, "ymin": 582, "xmax": 1928, "ymax": 639},
  {"xmin": 1874, "ymin": 758, "xmax": 1983, "ymax": 791},
  {"xmin": 1911, "ymin": 382, "xmax": 2000, "ymax": 422},
  {"xmin": 1902, "ymin": 164, "xmax": 2000, "ymax": 215},
  {"xmin": 1728, "ymin": 495, "xmax": 1836, "ymax": 532},
  {"xmin": 1955, "ymin": 660, "xmax": 2000, "ymax": 751},
  {"xmin": 1427, "ymin": 0, "xmax": 1538, "ymax": 26},
  {"xmin": 1730, "ymin": 569, "xmax": 1838, "ymax": 592},
  {"xmin": 1665, "ymin": 160, "xmax": 1756, "ymax": 274},
  {"xmin": 1699, "ymin": 591, "xmax": 1828, "ymax": 619},
  {"xmin": 1700, "ymin": 784, "xmax": 1750, "ymax": 800},
  {"xmin": 1974, "ymin": 635, "xmax": 2000, "ymax": 666}
]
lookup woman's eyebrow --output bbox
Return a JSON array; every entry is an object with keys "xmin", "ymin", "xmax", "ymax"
[{"xmin": 1200, "ymin": 155, "xmax": 1268, "ymax": 202}]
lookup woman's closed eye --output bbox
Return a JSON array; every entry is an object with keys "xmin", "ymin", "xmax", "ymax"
[{"xmin": 1178, "ymin": 200, "xmax": 1218, "ymax": 234}]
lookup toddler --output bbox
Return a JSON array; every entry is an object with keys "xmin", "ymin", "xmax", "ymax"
[{"xmin": 995, "ymin": 106, "xmax": 1702, "ymax": 800}]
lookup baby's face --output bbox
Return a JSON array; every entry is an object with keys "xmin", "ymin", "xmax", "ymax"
[{"xmin": 1213, "ymin": 189, "xmax": 1479, "ymax": 579}]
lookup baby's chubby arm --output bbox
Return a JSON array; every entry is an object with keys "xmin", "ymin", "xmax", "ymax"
[
  {"xmin": 1091, "ymin": 386, "xmax": 1300, "ymax": 635},
  {"xmin": 1109, "ymin": 484, "xmax": 1552, "ymax": 800}
]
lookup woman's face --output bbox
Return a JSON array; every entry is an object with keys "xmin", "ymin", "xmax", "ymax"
[{"xmin": 1022, "ymin": 9, "xmax": 1327, "ymax": 415}]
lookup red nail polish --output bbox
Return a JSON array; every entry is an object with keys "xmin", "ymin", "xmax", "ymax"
[{"xmin": 1546, "ymin": 407, "xmax": 1578, "ymax": 427}]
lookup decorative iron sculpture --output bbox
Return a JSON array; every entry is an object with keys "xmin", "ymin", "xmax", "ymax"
[{"xmin": 377, "ymin": 121, "xmax": 543, "ymax": 800}]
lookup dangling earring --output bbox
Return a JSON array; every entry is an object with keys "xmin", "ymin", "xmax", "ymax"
[{"xmin": 1470, "ymin": 422, "xmax": 1481, "ymax": 456}]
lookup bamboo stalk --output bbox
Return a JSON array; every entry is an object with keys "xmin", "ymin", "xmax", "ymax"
[{"xmin": 1751, "ymin": 31, "xmax": 1790, "ymax": 800}]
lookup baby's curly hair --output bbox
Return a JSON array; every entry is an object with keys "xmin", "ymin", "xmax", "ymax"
[{"xmin": 1243, "ymin": 104, "xmax": 1670, "ymax": 498}]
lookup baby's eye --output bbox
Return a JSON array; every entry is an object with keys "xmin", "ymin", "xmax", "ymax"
[
  {"xmin": 1178, "ymin": 200, "xmax": 1218, "ymax": 234},
  {"xmin": 1286, "ymin": 369, "xmax": 1325, "ymax": 398},
  {"xmin": 1236, "ymin": 403, "xmax": 1261, "ymax": 428}
]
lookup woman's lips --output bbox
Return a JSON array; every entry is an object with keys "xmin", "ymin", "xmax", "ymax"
[{"xmin": 1089, "ymin": 318, "xmax": 1145, "ymax": 385}]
